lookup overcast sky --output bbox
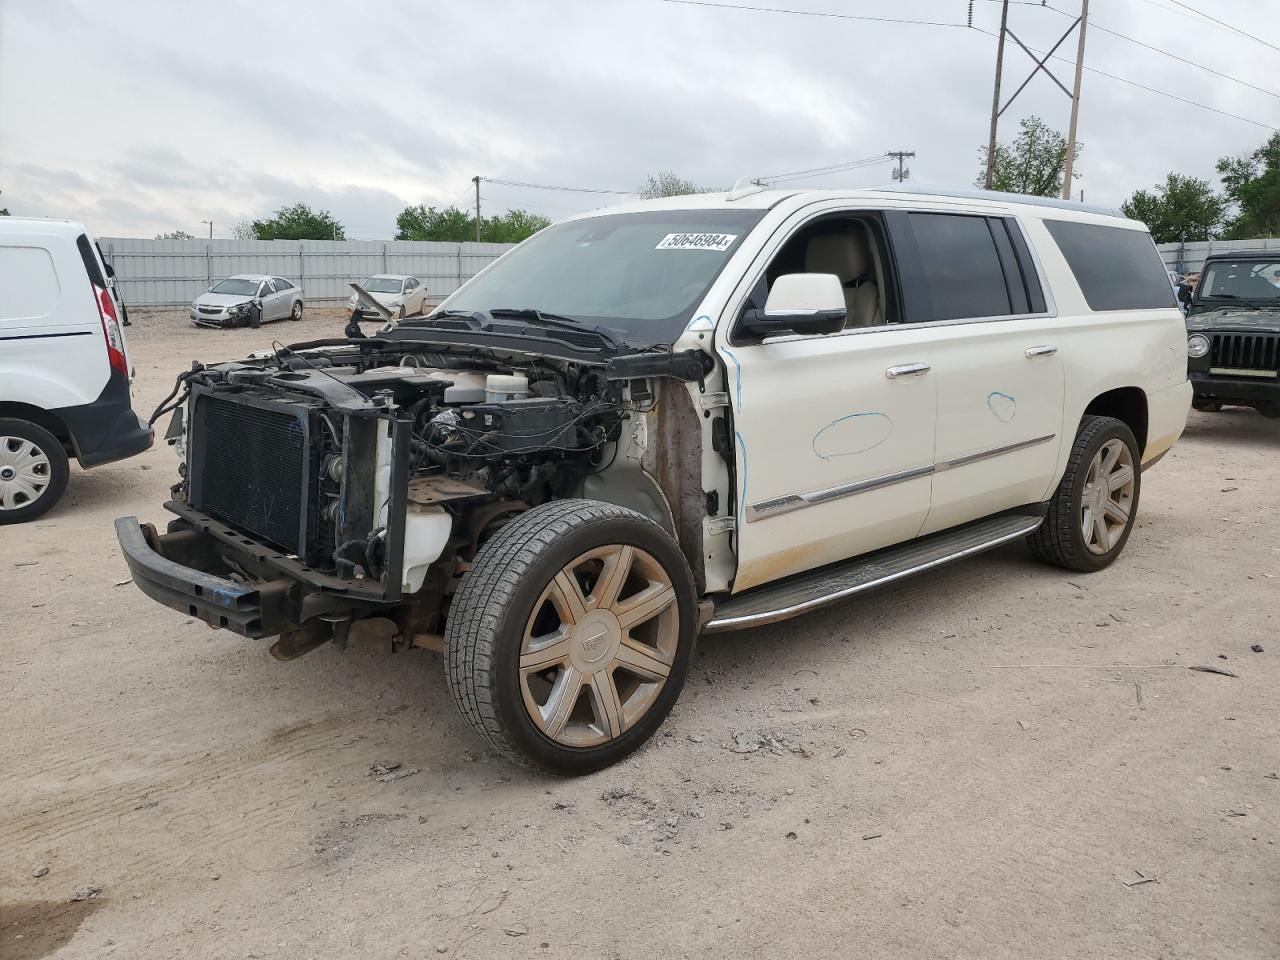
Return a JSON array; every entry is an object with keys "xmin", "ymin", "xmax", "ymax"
[{"xmin": 1, "ymin": 0, "xmax": 1276, "ymax": 239}]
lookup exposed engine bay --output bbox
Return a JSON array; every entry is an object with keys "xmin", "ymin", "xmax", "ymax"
[{"xmin": 147, "ymin": 332, "xmax": 712, "ymax": 655}]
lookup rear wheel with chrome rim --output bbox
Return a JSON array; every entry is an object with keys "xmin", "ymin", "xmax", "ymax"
[
  {"xmin": 0, "ymin": 419, "xmax": 70, "ymax": 525},
  {"xmin": 445, "ymin": 499, "xmax": 696, "ymax": 774},
  {"xmin": 1028, "ymin": 415, "xmax": 1141, "ymax": 572}
]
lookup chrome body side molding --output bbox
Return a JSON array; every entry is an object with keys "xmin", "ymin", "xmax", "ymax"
[{"xmin": 746, "ymin": 434, "xmax": 1055, "ymax": 521}]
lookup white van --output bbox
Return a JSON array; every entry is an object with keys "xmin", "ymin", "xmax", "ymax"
[{"xmin": 0, "ymin": 217, "xmax": 153, "ymax": 523}]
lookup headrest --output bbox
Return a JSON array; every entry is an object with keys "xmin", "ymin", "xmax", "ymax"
[{"xmin": 804, "ymin": 229, "xmax": 871, "ymax": 282}]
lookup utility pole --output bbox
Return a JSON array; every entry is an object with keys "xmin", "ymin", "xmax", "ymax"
[
  {"xmin": 886, "ymin": 150, "xmax": 915, "ymax": 182},
  {"xmin": 473, "ymin": 176, "xmax": 481, "ymax": 243},
  {"xmin": 201, "ymin": 219, "xmax": 213, "ymax": 239},
  {"xmin": 984, "ymin": 0, "xmax": 1010, "ymax": 189},
  {"xmin": 1061, "ymin": 0, "xmax": 1090, "ymax": 200},
  {"xmin": 981, "ymin": 0, "xmax": 1086, "ymax": 193}
]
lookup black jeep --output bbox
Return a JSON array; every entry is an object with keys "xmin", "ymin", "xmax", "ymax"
[{"xmin": 1186, "ymin": 250, "xmax": 1280, "ymax": 418}]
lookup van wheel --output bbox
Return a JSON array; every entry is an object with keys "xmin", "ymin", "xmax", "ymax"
[
  {"xmin": 290, "ymin": 301, "xmax": 303, "ymax": 321},
  {"xmin": 1028, "ymin": 415, "xmax": 1140, "ymax": 573},
  {"xmin": 0, "ymin": 419, "xmax": 69, "ymax": 524},
  {"xmin": 1193, "ymin": 399, "xmax": 1222, "ymax": 412},
  {"xmin": 445, "ymin": 499, "xmax": 697, "ymax": 775}
]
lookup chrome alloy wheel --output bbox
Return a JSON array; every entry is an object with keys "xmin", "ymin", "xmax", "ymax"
[
  {"xmin": 0, "ymin": 436, "xmax": 52, "ymax": 512},
  {"xmin": 519, "ymin": 545, "xmax": 678, "ymax": 748},
  {"xmin": 1081, "ymin": 437, "xmax": 1135, "ymax": 555}
]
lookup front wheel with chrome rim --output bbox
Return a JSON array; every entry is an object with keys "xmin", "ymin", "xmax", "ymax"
[
  {"xmin": 1028, "ymin": 415, "xmax": 1141, "ymax": 572},
  {"xmin": 445, "ymin": 499, "xmax": 697, "ymax": 774},
  {"xmin": 0, "ymin": 418, "xmax": 70, "ymax": 525}
]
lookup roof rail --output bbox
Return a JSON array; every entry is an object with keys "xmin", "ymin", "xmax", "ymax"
[{"xmin": 871, "ymin": 182, "xmax": 1127, "ymax": 219}]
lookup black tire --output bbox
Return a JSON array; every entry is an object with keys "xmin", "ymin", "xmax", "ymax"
[
  {"xmin": 1027, "ymin": 415, "xmax": 1141, "ymax": 573},
  {"xmin": 1193, "ymin": 399, "xmax": 1223, "ymax": 412},
  {"xmin": 0, "ymin": 419, "xmax": 70, "ymax": 524},
  {"xmin": 444, "ymin": 499, "xmax": 697, "ymax": 775},
  {"xmin": 290, "ymin": 300, "xmax": 303, "ymax": 321},
  {"xmin": 396, "ymin": 305, "xmax": 406, "ymax": 320}
]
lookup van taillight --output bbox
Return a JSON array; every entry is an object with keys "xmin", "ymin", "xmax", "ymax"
[{"xmin": 93, "ymin": 283, "xmax": 128, "ymax": 374}]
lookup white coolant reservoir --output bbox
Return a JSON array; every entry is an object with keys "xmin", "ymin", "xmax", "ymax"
[
  {"xmin": 401, "ymin": 505, "xmax": 453, "ymax": 593},
  {"xmin": 485, "ymin": 374, "xmax": 528, "ymax": 403}
]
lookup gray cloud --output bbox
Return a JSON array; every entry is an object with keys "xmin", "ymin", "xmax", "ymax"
[{"xmin": 1, "ymin": 0, "xmax": 1274, "ymax": 237}]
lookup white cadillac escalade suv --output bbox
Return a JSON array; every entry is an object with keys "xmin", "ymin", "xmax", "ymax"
[{"xmin": 118, "ymin": 185, "xmax": 1191, "ymax": 774}]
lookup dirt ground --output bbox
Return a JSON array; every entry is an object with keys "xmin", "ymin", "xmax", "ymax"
[{"xmin": 2, "ymin": 308, "xmax": 1278, "ymax": 960}]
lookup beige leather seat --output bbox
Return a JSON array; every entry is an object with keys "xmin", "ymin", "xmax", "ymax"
[{"xmin": 803, "ymin": 227, "xmax": 881, "ymax": 327}]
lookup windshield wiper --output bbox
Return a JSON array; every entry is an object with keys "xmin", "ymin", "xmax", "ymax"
[{"xmin": 489, "ymin": 308, "xmax": 623, "ymax": 349}]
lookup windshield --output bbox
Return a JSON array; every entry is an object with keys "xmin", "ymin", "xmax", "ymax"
[
  {"xmin": 210, "ymin": 278, "xmax": 260, "ymax": 296},
  {"xmin": 363, "ymin": 277, "xmax": 403, "ymax": 293},
  {"xmin": 1198, "ymin": 259, "xmax": 1280, "ymax": 304},
  {"xmin": 439, "ymin": 209, "xmax": 765, "ymax": 344}
]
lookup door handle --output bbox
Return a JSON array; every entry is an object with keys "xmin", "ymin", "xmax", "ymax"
[
  {"xmin": 1025, "ymin": 345, "xmax": 1058, "ymax": 358},
  {"xmin": 885, "ymin": 362, "xmax": 931, "ymax": 379}
]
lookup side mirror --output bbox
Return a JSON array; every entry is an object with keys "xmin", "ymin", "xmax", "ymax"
[{"xmin": 740, "ymin": 273, "xmax": 846, "ymax": 338}]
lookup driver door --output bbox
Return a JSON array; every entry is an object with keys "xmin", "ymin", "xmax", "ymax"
[{"xmin": 722, "ymin": 208, "xmax": 937, "ymax": 593}]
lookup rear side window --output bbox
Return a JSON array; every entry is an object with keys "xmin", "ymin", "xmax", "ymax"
[
  {"xmin": 1044, "ymin": 220, "xmax": 1175, "ymax": 311},
  {"xmin": 906, "ymin": 213, "xmax": 1012, "ymax": 321},
  {"xmin": 0, "ymin": 246, "xmax": 62, "ymax": 321},
  {"xmin": 272, "ymin": 277, "xmax": 293, "ymax": 290}
]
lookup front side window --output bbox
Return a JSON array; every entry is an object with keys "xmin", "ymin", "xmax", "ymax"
[
  {"xmin": 210, "ymin": 278, "xmax": 260, "ymax": 296},
  {"xmin": 258, "ymin": 280, "xmax": 274, "ymax": 296},
  {"xmin": 1198, "ymin": 259, "xmax": 1280, "ymax": 306},
  {"xmin": 907, "ymin": 213, "xmax": 1012, "ymax": 322},
  {"xmin": 441, "ymin": 209, "xmax": 765, "ymax": 345},
  {"xmin": 1045, "ymin": 220, "xmax": 1175, "ymax": 311}
]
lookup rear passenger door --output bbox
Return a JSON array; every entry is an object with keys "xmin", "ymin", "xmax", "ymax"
[{"xmin": 885, "ymin": 211, "xmax": 1064, "ymax": 535}]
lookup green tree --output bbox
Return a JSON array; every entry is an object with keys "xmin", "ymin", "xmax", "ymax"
[
  {"xmin": 481, "ymin": 209, "xmax": 551, "ymax": 243},
  {"xmin": 1120, "ymin": 174, "xmax": 1227, "ymax": 243},
  {"xmin": 395, "ymin": 205, "xmax": 475, "ymax": 241},
  {"xmin": 394, "ymin": 205, "xmax": 550, "ymax": 243},
  {"xmin": 230, "ymin": 221, "xmax": 256, "ymax": 240},
  {"xmin": 976, "ymin": 116, "xmax": 1080, "ymax": 197},
  {"xmin": 1216, "ymin": 132, "xmax": 1280, "ymax": 238},
  {"xmin": 636, "ymin": 171, "xmax": 720, "ymax": 199},
  {"xmin": 0, "ymin": 208, "xmax": 9, "ymax": 216},
  {"xmin": 154, "ymin": 230, "xmax": 194, "ymax": 240},
  {"xmin": 251, "ymin": 202, "xmax": 345, "ymax": 240}
]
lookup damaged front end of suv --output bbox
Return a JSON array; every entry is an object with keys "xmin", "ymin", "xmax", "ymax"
[{"xmin": 118, "ymin": 325, "xmax": 710, "ymax": 658}]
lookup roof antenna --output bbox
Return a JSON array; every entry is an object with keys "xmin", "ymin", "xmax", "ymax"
[{"xmin": 726, "ymin": 176, "xmax": 767, "ymax": 201}]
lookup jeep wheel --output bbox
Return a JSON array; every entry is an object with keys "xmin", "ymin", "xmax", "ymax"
[
  {"xmin": 1028, "ymin": 415, "xmax": 1140, "ymax": 573},
  {"xmin": 1192, "ymin": 399, "xmax": 1223, "ymax": 412},
  {"xmin": 445, "ymin": 499, "xmax": 696, "ymax": 774},
  {"xmin": 0, "ymin": 419, "xmax": 69, "ymax": 524}
]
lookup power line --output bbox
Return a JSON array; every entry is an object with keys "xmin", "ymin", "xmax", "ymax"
[
  {"xmin": 1163, "ymin": 0, "xmax": 1280, "ymax": 56},
  {"xmin": 758, "ymin": 154, "xmax": 889, "ymax": 183},
  {"xmin": 1040, "ymin": 1, "xmax": 1280, "ymax": 100},
  {"xmin": 658, "ymin": 0, "xmax": 970, "ymax": 29},
  {"xmin": 482, "ymin": 177, "xmax": 634, "ymax": 195},
  {"xmin": 969, "ymin": 24, "xmax": 1277, "ymax": 129}
]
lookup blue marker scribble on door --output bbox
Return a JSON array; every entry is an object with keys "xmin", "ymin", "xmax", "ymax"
[
  {"xmin": 735, "ymin": 431, "xmax": 748, "ymax": 521},
  {"xmin": 721, "ymin": 347, "xmax": 743, "ymax": 411},
  {"xmin": 987, "ymin": 392, "xmax": 1017, "ymax": 423},
  {"xmin": 811, "ymin": 412, "xmax": 893, "ymax": 460}
]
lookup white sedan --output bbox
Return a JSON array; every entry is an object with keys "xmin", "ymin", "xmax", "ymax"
[{"xmin": 348, "ymin": 274, "xmax": 428, "ymax": 319}]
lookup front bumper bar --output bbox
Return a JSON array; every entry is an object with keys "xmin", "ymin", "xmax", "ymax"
[
  {"xmin": 1190, "ymin": 371, "xmax": 1280, "ymax": 407},
  {"xmin": 115, "ymin": 516, "xmax": 292, "ymax": 637}
]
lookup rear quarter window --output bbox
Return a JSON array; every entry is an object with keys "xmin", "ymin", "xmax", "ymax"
[
  {"xmin": 0, "ymin": 246, "xmax": 62, "ymax": 322},
  {"xmin": 1044, "ymin": 220, "xmax": 1175, "ymax": 311}
]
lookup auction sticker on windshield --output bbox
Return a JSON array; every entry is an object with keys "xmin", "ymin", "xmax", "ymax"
[{"xmin": 655, "ymin": 233, "xmax": 738, "ymax": 252}]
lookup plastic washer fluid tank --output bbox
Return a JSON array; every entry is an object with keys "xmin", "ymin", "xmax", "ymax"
[{"xmin": 485, "ymin": 374, "xmax": 529, "ymax": 403}]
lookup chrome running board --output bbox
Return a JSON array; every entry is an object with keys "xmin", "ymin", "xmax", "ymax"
[{"xmin": 703, "ymin": 513, "xmax": 1043, "ymax": 633}]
